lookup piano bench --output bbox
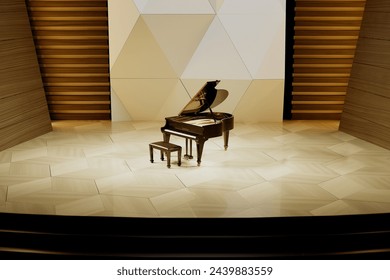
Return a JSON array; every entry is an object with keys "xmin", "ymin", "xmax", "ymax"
[{"xmin": 149, "ymin": 141, "xmax": 182, "ymax": 168}]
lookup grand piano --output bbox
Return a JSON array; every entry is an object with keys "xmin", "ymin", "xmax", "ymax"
[{"xmin": 161, "ymin": 80, "xmax": 234, "ymax": 166}]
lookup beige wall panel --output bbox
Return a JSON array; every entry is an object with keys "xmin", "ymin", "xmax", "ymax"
[
  {"xmin": 143, "ymin": 14, "xmax": 214, "ymax": 76},
  {"xmin": 234, "ymin": 80, "xmax": 284, "ymax": 123},
  {"xmin": 209, "ymin": 0, "xmax": 224, "ymax": 12},
  {"xmin": 218, "ymin": 3, "xmax": 285, "ymax": 79},
  {"xmin": 140, "ymin": 0, "xmax": 214, "ymax": 14},
  {"xmin": 111, "ymin": 79, "xmax": 188, "ymax": 120},
  {"xmin": 181, "ymin": 16, "xmax": 252, "ymax": 80},
  {"xmin": 155, "ymin": 80, "xmax": 194, "ymax": 120},
  {"xmin": 110, "ymin": 89, "xmax": 132, "ymax": 121},
  {"xmin": 110, "ymin": 17, "xmax": 176, "ymax": 79},
  {"xmin": 108, "ymin": 0, "xmax": 140, "ymax": 69},
  {"xmin": 109, "ymin": 0, "xmax": 286, "ymax": 122},
  {"xmin": 255, "ymin": 24, "xmax": 286, "ymax": 79}
]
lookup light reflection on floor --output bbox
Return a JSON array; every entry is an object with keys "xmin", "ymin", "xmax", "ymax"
[{"xmin": 1, "ymin": 120, "xmax": 390, "ymax": 217}]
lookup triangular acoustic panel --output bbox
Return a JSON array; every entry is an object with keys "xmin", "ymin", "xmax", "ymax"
[
  {"xmin": 108, "ymin": 0, "xmax": 140, "ymax": 70},
  {"xmin": 112, "ymin": 79, "xmax": 184, "ymax": 120},
  {"xmin": 109, "ymin": 0, "xmax": 286, "ymax": 122},
  {"xmin": 234, "ymin": 80, "xmax": 284, "ymax": 122},
  {"xmin": 142, "ymin": 0, "xmax": 215, "ymax": 14},
  {"xmin": 110, "ymin": 16, "xmax": 176, "ymax": 79},
  {"xmin": 143, "ymin": 14, "xmax": 214, "ymax": 76},
  {"xmin": 208, "ymin": 0, "xmax": 225, "ymax": 13},
  {"xmin": 181, "ymin": 16, "xmax": 252, "ymax": 80},
  {"xmin": 132, "ymin": 0, "xmax": 149, "ymax": 13}
]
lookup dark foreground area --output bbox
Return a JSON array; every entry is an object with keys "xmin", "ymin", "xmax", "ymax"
[{"xmin": 1, "ymin": 212, "xmax": 390, "ymax": 259}]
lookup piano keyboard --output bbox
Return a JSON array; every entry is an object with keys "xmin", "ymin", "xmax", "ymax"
[
  {"xmin": 163, "ymin": 129, "xmax": 197, "ymax": 139},
  {"xmin": 183, "ymin": 119, "xmax": 221, "ymax": 126}
]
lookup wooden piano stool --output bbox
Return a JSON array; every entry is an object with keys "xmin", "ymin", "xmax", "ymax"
[{"xmin": 149, "ymin": 141, "xmax": 182, "ymax": 168}]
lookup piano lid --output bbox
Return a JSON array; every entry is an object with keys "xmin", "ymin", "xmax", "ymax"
[{"xmin": 179, "ymin": 80, "xmax": 229, "ymax": 116}]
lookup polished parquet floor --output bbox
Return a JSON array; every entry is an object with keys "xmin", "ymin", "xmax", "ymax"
[{"xmin": 1, "ymin": 120, "xmax": 390, "ymax": 217}]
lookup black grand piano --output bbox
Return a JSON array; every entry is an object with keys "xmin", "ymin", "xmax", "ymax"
[{"xmin": 161, "ymin": 80, "xmax": 234, "ymax": 166}]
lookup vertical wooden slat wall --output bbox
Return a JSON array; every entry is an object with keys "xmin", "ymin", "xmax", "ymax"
[
  {"xmin": 291, "ymin": 0, "xmax": 366, "ymax": 120},
  {"xmin": 0, "ymin": 0, "xmax": 52, "ymax": 151},
  {"xmin": 339, "ymin": 0, "xmax": 390, "ymax": 150},
  {"xmin": 25, "ymin": 0, "xmax": 111, "ymax": 120}
]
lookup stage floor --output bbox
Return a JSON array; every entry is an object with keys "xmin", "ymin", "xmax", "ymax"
[{"xmin": 1, "ymin": 120, "xmax": 390, "ymax": 217}]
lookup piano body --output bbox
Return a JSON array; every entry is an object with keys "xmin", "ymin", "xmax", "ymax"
[{"xmin": 161, "ymin": 80, "xmax": 234, "ymax": 166}]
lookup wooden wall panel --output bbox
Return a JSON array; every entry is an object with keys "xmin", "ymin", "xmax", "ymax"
[
  {"xmin": 339, "ymin": 0, "xmax": 390, "ymax": 150},
  {"xmin": 0, "ymin": 0, "xmax": 33, "ymax": 36},
  {"xmin": 290, "ymin": 0, "xmax": 366, "ymax": 120},
  {"xmin": 25, "ymin": 0, "xmax": 111, "ymax": 120},
  {"xmin": 0, "ymin": 38, "xmax": 44, "ymax": 99},
  {"xmin": 0, "ymin": 0, "xmax": 52, "ymax": 151}
]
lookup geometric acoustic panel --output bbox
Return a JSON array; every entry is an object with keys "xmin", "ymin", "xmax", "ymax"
[
  {"xmin": 181, "ymin": 16, "xmax": 252, "ymax": 80},
  {"xmin": 143, "ymin": 14, "xmax": 215, "ymax": 76},
  {"xmin": 234, "ymin": 80, "xmax": 285, "ymax": 122},
  {"xmin": 111, "ymin": 79, "xmax": 189, "ymax": 120},
  {"xmin": 108, "ymin": 0, "xmax": 286, "ymax": 122},
  {"xmin": 111, "ymin": 17, "xmax": 177, "ymax": 79},
  {"xmin": 137, "ymin": 0, "xmax": 216, "ymax": 14},
  {"xmin": 108, "ymin": 0, "xmax": 140, "ymax": 70}
]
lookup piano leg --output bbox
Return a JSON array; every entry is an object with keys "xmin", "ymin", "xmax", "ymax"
[
  {"xmin": 223, "ymin": 130, "xmax": 230, "ymax": 151},
  {"xmin": 196, "ymin": 138, "xmax": 206, "ymax": 166}
]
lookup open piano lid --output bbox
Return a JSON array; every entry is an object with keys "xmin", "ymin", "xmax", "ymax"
[{"xmin": 179, "ymin": 80, "xmax": 229, "ymax": 116}]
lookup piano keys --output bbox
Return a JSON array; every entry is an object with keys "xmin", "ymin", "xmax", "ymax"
[{"xmin": 161, "ymin": 80, "xmax": 234, "ymax": 166}]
